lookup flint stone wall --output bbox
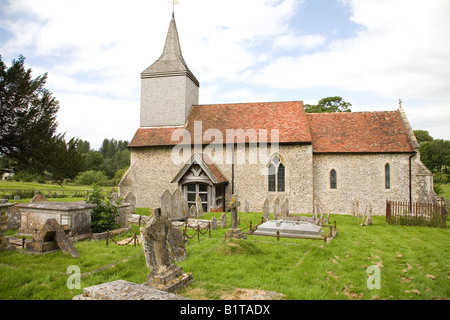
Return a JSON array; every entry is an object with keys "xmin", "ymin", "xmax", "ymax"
[
  {"xmin": 120, "ymin": 144, "xmax": 314, "ymax": 214},
  {"xmin": 313, "ymin": 153, "xmax": 435, "ymax": 215}
]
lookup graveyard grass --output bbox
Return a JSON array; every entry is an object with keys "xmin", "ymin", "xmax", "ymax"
[{"xmin": 0, "ymin": 212, "xmax": 449, "ymax": 300}]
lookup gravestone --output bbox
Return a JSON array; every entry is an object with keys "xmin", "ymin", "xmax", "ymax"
[
  {"xmin": 172, "ymin": 189, "xmax": 185, "ymax": 219},
  {"xmin": 123, "ymin": 191, "xmax": 136, "ymax": 206},
  {"xmin": 160, "ymin": 190, "xmax": 173, "ymax": 219},
  {"xmin": 73, "ymin": 280, "xmax": 188, "ymax": 300},
  {"xmin": 220, "ymin": 213, "xmax": 227, "ymax": 228},
  {"xmin": 30, "ymin": 191, "xmax": 47, "ymax": 203},
  {"xmin": 225, "ymin": 194, "xmax": 246, "ymax": 239},
  {"xmin": 188, "ymin": 205, "xmax": 197, "ymax": 218},
  {"xmin": 195, "ymin": 195, "xmax": 204, "ymax": 217},
  {"xmin": 167, "ymin": 227, "xmax": 187, "ymax": 262},
  {"xmin": 263, "ymin": 198, "xmax": 270, "ymax": 222},
  {"xmin": 26, "ymin": 218, "xmax": 80, "ymax": 258},
  {"xmin": 210, "ymin": 216, "xmax": 218, "ymax": 230},
  {"xmin": 273, "ymin": 197, "xmax": 281, "ymax": 220},
  {"xmin": 244, "ymin": 199, "xmax": 249, "ymax": 213},
  {"xmin": 141, "ymin": 208, "xmax": 192, "ymax": 293}
]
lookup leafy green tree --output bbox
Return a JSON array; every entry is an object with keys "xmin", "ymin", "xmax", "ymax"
[
  {"xmin": 86, "ymin": 183, "xmax": 120, "ymax": 233},
  {"xmin": 47, "ymin": 136, "xmax": 86, "ymax": 184},
  {"xmin": 304, "ymin": 96, "xmax": 352, "ymax": 113},
  {"xmin": 413, "ymin": 130, "xmax": 434, "ymax": 144},
  {"xmin": 420, "ymin": 139, "xmax": 450, "ymax": 173},
  {"xmin": 0, "ymin": 55, "xmax": 60, "ymax": 175},
  {"xmin": 75, "ymin": 170, "xmax": 109, "ymax": 186}
]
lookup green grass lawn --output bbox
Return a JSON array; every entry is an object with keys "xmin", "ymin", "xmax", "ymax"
[
  {"xmin": 0, "ymin": 180, "xmax": 112, "ymax": 202},
  {"xmin": 1, "ymin": 211, "xmax": 448, "ymax": 300}
]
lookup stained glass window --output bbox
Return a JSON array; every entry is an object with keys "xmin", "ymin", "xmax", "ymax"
[
  {"xmin": 277, "ymin": 163, "xmax": 285, "ymax": 192},
  {"xmin": 268, "ymin": 155, "xmax": 285, "ymax": 192},
  {"xmin": 268, "ymin": 164, "xmax": 276, "ymax": 192},
  {"xmin": 330, "ymin": 169, "xmax": 337, "ymax": 189},
  {"xmin": 385, "ymin": 164, "xmax": 390, "ymax": 189}
]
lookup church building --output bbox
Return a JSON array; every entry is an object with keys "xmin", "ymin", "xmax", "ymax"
[{"xmin": 119, "ymin": 14, "xmax": 436, "ymax": 215}]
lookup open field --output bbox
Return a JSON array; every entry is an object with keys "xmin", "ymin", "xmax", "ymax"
[
  {"xmin": 0, "ymin": 211, "xmax": 448, "ymax": 300},
  {"xmin": 0, "ymin": 180, "xmax": 112, "ymax": 201}
]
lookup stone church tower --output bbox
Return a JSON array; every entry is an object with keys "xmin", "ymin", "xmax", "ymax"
[{"xmin": 140, "ymin": 14, "xmax": 199, "ymax": 127}]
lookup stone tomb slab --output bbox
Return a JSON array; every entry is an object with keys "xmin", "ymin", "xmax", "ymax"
[
  {"xmin": 17, "ymin": 201, "xmax": 95, "ymax": 236},
  {"xmin": 252, "ymin": 219, "xmax": 323, "ymax": 239},
  {"xmin": 73, "ymin": 280, "xmax": 189, "ymax": 300}
]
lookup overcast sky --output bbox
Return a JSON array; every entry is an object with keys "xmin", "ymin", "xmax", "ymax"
[{"xmin": 1, "ymin": 0, "xmax": 449, "ymax": 149}]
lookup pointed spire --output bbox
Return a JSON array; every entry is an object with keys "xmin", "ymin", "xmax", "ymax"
[{"xmin": 141, "ymin": 14, "xmax": 199, "ymax": 86}]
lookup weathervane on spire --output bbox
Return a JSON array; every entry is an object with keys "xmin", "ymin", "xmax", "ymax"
[{"xmin": 169, "ymin": 0, "xmax": 180, "ymax": 18}]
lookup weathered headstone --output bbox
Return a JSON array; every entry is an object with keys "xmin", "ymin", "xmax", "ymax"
[
  {"xmin": 244, "ymin": 199, "xmax": 249, "ymax": 214},
  {"xmin": 167, "ymin": 227, "xmax": 187, "ymax": 262},
  {"xmin": 220, "ymin": 213, "xmax": 227, "ymax": 228},
  {"xmin": 161, "ymin": 190, "xmax": 173, "ymax": 219},
  {"xmin": 30, "ymin": 191, "xmax": 47, "ymax": 203},
  {"xmin": 210, "ymin": 216, "xmax": 218, "ymax": 230},
  {"xmin": 141, "ymin": 208, "xmax": 192, "ymax": 293},
  {"xmin": 273, "ymin": 197, "xmax": 281, "ymax": 220},
  {"xmin": 188, "ymin": 205, "xmax": 197, "ymax": 218},
  {"xmin": 172, "ymin": 189, "xmax": 185, "ymax": 219},
  {"xmin": 26, "ymin": 218, "xmax": 80, "ymax": 258},
  {"xmin": 366, "ymin": 204, "xmax": 373, "ymax": 226},
  {"xmin": 123, "ymin": 191, "xmax": 136, "ymax": 206},
  {"xmin": 225, "ymin": 194, "xmax": 246, "ymax": 239},
  {"xmin": 195, "ymin": 195, "xmax": 204, "ymax": 217},
  {"xmin": 281, "ymin": 198, "xmax": 288, "ymax": 218},
  {"xmin": 263, "ymin": 198, "xmax": 270, "ymax": 222}
]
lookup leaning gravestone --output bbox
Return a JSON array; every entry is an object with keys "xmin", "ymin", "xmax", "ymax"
[
  {"xmin": 140, "ymin": 208, "xmax": 192, "ymax": 293},
  {"xmin": 30, "ymin": 191, "xmax": 47, "ymax": 203},
  {"xmin": 26, "ymin": 218, "xmax": 80, "ymax": 258},
  {"xmin": 263, "ymin": 198, "xmax": 270, "ymax": 222}
]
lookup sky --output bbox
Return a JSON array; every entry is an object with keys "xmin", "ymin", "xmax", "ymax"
[{"xmin": 1, "ymin": 0, "xmax": 449, "ymax": 150}]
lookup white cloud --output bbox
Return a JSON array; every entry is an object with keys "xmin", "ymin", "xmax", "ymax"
[{"xmin": 1, "ymin": 0, "xmax": 449, "ymax": 145}]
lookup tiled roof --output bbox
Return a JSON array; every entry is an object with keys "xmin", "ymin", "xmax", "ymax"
[
  {"xmin": 129, "ymin": 102, "xmax": 415, "ymax": 153},
  {"xmin": 307, "ymin": 111, "xmax": 414, "ymax": 153},
  {"xmin": 129, "ymin": 101, "xmax": 312, "ymax": 147}
]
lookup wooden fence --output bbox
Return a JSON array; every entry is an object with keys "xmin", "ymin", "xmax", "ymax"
[{"xmin": 386, "ymin": 200, "xmax": 447, "ymax": 228}]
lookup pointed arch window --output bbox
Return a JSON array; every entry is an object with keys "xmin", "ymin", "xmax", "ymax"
[
  {"xmin": 268, "ymin": 154, "xmax": 285, "ymax": 192},
  {"xmin": 330, "ymin": 169, "xmax": 337, "ymax": 189},
  {"xmin": 385, "ymin": 163, "xmax": 390, "ymax": 189}
]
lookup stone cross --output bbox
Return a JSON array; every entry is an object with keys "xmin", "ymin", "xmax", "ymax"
[{"xmin": 228, "ymin": 194, "xmax": 240, "ymax": 229}]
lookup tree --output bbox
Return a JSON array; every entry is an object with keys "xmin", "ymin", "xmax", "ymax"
[
  {"xmin": 0, "ymin": 55, "xmax": 59, "ymax": 175},
  {"xmin": 47, "ymin": 136, "xmax": 86, "ymax": 184},
  {"xmin": 304, "ymin": 96, "xmax": 352, "ymax": 113},
  {"xmin": 413, "ymin": 130, "xmax": 434, "ymax": 144},
  {"xmin": 419, "ymin": 139, "xmax": 450, "ymax": 174}
]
